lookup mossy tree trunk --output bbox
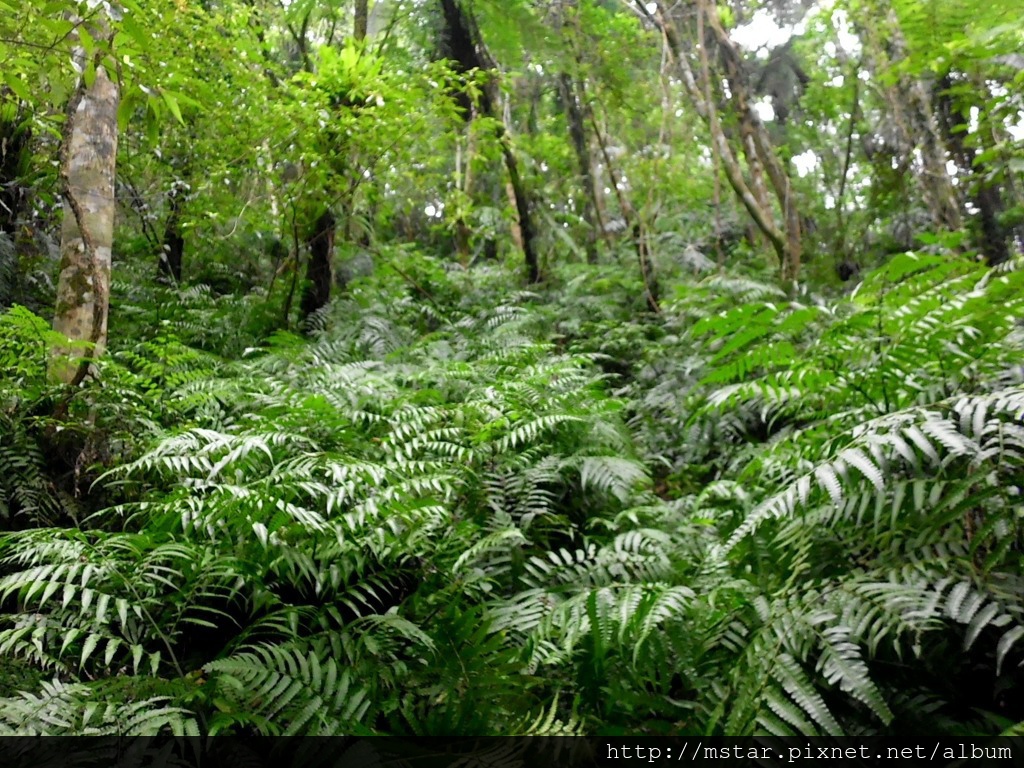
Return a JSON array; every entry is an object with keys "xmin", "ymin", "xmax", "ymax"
[
  {"xmin": 51, "ymin": 64, "xmax": 120, "ymax": 385},
  {"xmin": 354, "ymin": 0, "xmax": 368, "ymax": 42}
]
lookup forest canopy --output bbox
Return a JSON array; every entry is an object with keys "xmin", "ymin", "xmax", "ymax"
[{"xmin": 0, "ymin": 0, "xmax": 1023, "ymax": 739}]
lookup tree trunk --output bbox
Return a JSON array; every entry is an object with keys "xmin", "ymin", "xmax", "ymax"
[
  {"xmin": 558, "ymin": 73, "xmax": 599, "ymax": 263},
  {"xmin": 589, "ymin": 107, "xmax": 659, "ymax": 312},
  {"xmin": 454, "ymin": 116, "xmax": 477, "ymax": 265},
  {"xmin": 936, "ymin": 74, "xmax": 1009, "ymax": 266},
  {"xmin": 51, "ymin": 65, "xmax": 120, "ymax": 385},
  {"xmin": 437, "ymin": 0, "xmax": 541, "ymax": 283},
  {"xmin": 159, "ymin": 187, "xmax": 185, "ymax": 282},
  {"xmin": 645, "ymin": 0, "xmax": 801, "ymax": 284},
  {"xmin": 700, "ymin": 0, "xmax": 801, "ymax": 282},
  {"xmin": 0, "ymin": 113, "xmax": 31, "ymax": 239},
  {"xmin": 354, "ymin": 0, "xmax": 368, "ymax": 42},
  {"xmin": 858, "ymin": 11, "xmax": 962, "ymax": 237},
  {"xmin": 501, "ymin": 140, "xmax": 540, "ymax": 283},
  {"xmin": 300, "ymin": 210, "xmax": 336, "ymax": 322}
]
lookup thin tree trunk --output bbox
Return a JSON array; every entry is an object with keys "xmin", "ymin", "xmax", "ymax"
[
  {"xmin": 909, "ymin": 79, "xmax": 962, "ymax": 232},
  {"xmin": 858, "ymin": 11, "xmax": 962, "ymax": 236},
  {"xmin": 556, "ymin": 0, "xmax": 606, "ymax": 258},
  {"xmin": 701, "ymin": 0, "xmax": 801, "ymax": 281},
  {"xmin": 937, "ymin": 73, "xmax": 1008, "ymax": 266},
  {"xmin": 588, "ymin": 108, "xmax": 659, "ymax": 312},
  {"xmin": 504, "ymin": 181, "xmax": 523, "ymax": 253},
  {"xmin": 645, "ymin": 0, "xmax": 800, "ymax": 284},
  {"xmin": 438, "ymin": 0, "xmax": 541, "ymax": 283},
  {"xmin": 159, "ymin": 187, "xmax": 185, "ymax": 282},
  {"xmin": 282, "ymin": 207, "xmax": 302, "ymax": 326},
  {"xmin": 832, "ymin": 70, "xmax": 859, "ymax": 267},
  {"xmin": 300, "ymin": 210, "xmax": 336, "ymax": 322},
  {"xmin": 501, "ymin": 139, "xmax": 540, "ymax": 283},
  {"xmin": 354, "ymin": 0, "xmax": 368, "ymax": 42},
  {"xmin": 51, "ymin": 65, "xmax": 120, "ymax": 385},
  {"xmin": 0, "ymin": 113, "xmax": 31, "ymax": 239},
  {"xmin": 454, "ymin": 116, "xmax": 477, "ymax": 265},
  {"xmin": 558, "ymin": 73, "xmax": 599, "ymax": 263}
]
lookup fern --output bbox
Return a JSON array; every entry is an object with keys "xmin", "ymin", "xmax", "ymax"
[
  {"xmin": 0, "ymin": 678, "xmax": 199, "ymax": 736},
  {"xmin": 661, "ymin": 256, "xmax": 1024, "ymax": 734},
  {"xmin": 3, "ymin": 250, "xmax": 1022, "ymax": 736},
  {"xmin": 205, "ymin": 641, "xmax": 374, "ymax": 735}
]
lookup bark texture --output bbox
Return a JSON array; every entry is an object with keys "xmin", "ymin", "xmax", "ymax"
[
  {"xmin": 52, "ymin": 66, "xmax": 120, "ymax": 385},
  {"xmin": 354, "ymin": 0, "xmax": 369, "ymax": 42}
]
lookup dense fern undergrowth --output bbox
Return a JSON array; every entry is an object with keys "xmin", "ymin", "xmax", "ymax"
[{"xmin": 1, "ymin": 248, "xmax": 1023, "ymax": 737}]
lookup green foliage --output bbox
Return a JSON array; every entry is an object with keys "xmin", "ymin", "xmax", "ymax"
[
  {"xmin": 6, "ymin": 249, "xmax": 1021, "ymax": 736},
  {"xmin": 890, "ymin": 0, "xmax": 1024, "ymax": 73},
  {"xmin": 638, "ymin": 254, "xmax": 1024, "ymax": 733},
  {"xmin": 0, "ymin": 284, "xmax": 645, "ymax": 734},
  {"xmin": 3, "ymin": 0, "xmax": 1024, "ymax": 741},
  {"xmin": 4, "ymin": 227, "xmax": 1024, "ymax": 737},
  {"xmin": 0, "ymin": 307, "xmax": 70, "ymax": 526}
]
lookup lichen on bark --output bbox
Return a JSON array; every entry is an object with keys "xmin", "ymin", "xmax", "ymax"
[{"xmin": 50, "ymin": 64, "xmax": 120, "ymax": 386}]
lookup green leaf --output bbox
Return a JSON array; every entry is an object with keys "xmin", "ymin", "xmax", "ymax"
[
  {"xmin": 4, "ymin": 73, "xmax": 31, "ymax": 102},
  {"xmin": 159, "ymin": 89, "xmax": 185, "ymax": 126}
]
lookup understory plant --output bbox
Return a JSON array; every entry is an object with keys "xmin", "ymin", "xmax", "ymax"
[{"xmin": 0, "ymin": 252, "xmax": 1021, "ymax": 736}]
